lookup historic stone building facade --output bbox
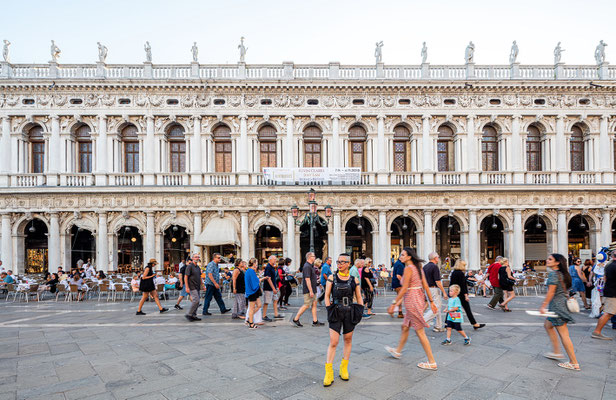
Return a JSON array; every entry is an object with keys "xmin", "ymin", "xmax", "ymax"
[{"xmin": 1, "ymin": 60, "xmax": 616, "ymax": 273}]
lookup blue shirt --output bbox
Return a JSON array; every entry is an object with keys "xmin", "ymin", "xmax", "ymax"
[
  {"xmin": 3, "ymin": 275, "xmax": 14, "ymax": 284},
  {"xmin": 349, "ymin": 265, "xmax": 360, "ymax": 280},
  {"xmin": 205, "ymin": 261, "xmax": 219, "ymax": 286},
  {"xmin": 446, "ymin": 297, "xmax": 464, "ymax": 323},
  {"xmin": 244, "ymin": 268, "xmax": 260, "ymax": 297},
  {"xmin": 320, "ymin": 263, "xmax": 332, "ymax": 286},
  {"xmin": 391, "ymin": 260, "xmax": 405, "ymax": 289}
]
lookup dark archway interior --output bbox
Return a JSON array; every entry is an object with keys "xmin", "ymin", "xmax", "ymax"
[
  {"xmin": 345, "ymin": 216, "xmax": 372, "ymax": 262},
  {"xmin": 71, "ymin": 225, "xmax": 95, "ymax": 269},
  {"xmin": 164, "ymin": 225, "xmax": 190, "ymax": 273},
  {"xmin": 256, "ymin": 225, "xmax": 283, "ymax": 263},
  {"xmin": 24, "ymin": 219, "xmax": 48, "ymax": 274}
]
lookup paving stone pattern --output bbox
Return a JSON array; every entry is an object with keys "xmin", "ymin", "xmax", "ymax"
[{"xmin": 0, "ymin": 294, "xmax": 615, "ymax": 400}]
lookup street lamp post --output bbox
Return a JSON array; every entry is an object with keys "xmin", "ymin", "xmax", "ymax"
[{"xmin": 291, "ymin": 188, "xmax": 333, "ymax": 255}]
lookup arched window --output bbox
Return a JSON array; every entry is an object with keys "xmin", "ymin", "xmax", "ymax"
[
  {"xmin": 212, "ymin": 124, "xmax": 232, "ymax": 173},
  {"xmin": 348, "ymin": 124, "xmax": 367, "ymax": 170},
  {"xmin": 167, "ymin": 124, "xmax": 186, "ymax": 173},
  {"xmin": 75, "ymin": 124, "xmax": 92, "ymax": 173},
  {"xmin": 393, "ymin": 124, "xmax": 410, "ymax": 172},
  {"xmin": 258, "ymin": 124, "xmax": 277, "ymax": 170},
  {"xmin": 121, "ymin": 124, "xmax": 139, "ymax": 173},
  {"xmin": 28, "ymin": 125, "xmax": 45, "ymax": 173},
  {"xmin": 570, "ymin": 124, "xmax": 585, "ymax": 171},
  {"xmin": 526, "ymin": 124, "xmax": 542, "ymax": 171},
  {"xmin": 303, "ymin": 124, "xmax": 322, "ymax": 168},
  {"xmin": 437, "ymin": 125, "xmax": 455, "ymax": 172},
  {"xmin": 481, "ymin": 124, "xmax": 499, "ymax": 171}
]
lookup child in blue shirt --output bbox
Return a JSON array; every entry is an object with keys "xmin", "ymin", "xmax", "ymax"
[{"xmin": 442, "ymin": 284, "xmax": 471, "ymax": 346}]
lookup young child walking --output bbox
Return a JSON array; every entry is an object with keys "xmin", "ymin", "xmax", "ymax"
[{"xmin": 441, "ymin": 284, "xmax": 471, "ymax": 346}]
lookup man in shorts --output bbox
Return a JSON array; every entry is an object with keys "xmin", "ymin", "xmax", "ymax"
[
  {"xmin": 292, "ymin": 252, "xmax": 324, "ymax": 327},
  {"xmin": 591, "ymin": 250, "xmax": 616, "ymax": 340},
  {"xmin": 262, "ymin": 255, "xmax": 282, "ymax": 322}
]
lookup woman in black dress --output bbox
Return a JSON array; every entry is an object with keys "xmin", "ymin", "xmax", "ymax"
[
  {"xmin": 361, "ymin": 264, "xmax": 375, "ymax": 316},
  {"xmin": 450, "ymin": 260, "xmax": 485, "ymax": 329},
  {"xmin": 136, "ymin": 259, "xmax": 168, "ymax": 315},
  {"xmin": 498, "ymin": 258, "xmax": 516, "ymax": 312}
]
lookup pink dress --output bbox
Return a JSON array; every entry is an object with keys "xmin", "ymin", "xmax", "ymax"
[{"xmin": 402, "ymin": 266, "xmax": 429, "ymax": 330}]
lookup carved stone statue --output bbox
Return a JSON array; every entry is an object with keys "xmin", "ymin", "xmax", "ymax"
[
  {"xmin": 97, "ymin": 42, "xmax": 108, "ymax": 63},
  {"xmin": 421, "ymin": 42, "xmax": 427, "ymax": 64},
  {"xmin": 238, "ymin": 37, "xmax": 247, "ymax": 63},
  {"xmin": 554, "ymin": 42, "xmax": 565, "ymax": 64},
  {"xmin": 191, "ymin": 42, "xmax": 198, "ymax": 63},
  {"xmin": 465, "ymin": 41, "xmax": 475, "ymax": 63},
  {"xmin": 2, "ymin": 40, "xmax": 10, "ymax": 63},
  {"xmin": 509, "ymin": 40, "xmax": 518, "ymax": 64},
  {"xmin": 595, "ymin": 40, "xmax": 607, "ymax": 65},
  {"xmin": 50, "ymin": 40, "xmax": 61, "ymax": 62},
  {"xmin": 144, "ymin": 41, "xmax": 152, "ymax": 63},
  {"xmin": 374, "ymin": 41, "xmax": 383, "ymax": 64}
]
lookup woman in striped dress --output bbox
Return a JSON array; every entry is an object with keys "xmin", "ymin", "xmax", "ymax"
[{"xmin": 385, "ymin": 247, "xmax": 439, "ymax": 370}]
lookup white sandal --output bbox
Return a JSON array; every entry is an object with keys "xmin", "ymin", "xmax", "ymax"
[
  {"xmin": 385, "ymin": 346, "xmax": 401, "ymax": 359},
  {"xmin": 417, "ymin": 362, "xmax": 437, "ymax": 371},
  {"xmin": 557, "ymin": 362, "xmax": 580, "ymax": 371}
]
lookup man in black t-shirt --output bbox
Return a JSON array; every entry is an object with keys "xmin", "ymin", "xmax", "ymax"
[
  {"xmin": 262, "ymin": 255, "xmax": 281, "ymax": 322},
  {"xmin": 291, "ymin": 252, "xmax": 324, "ymax": 327},
  {"xmin": 184, "ymin": 253, "xmax": 205, "ymax": 322},
  {"xmin": 423, "ymin": 252, "xmax": 448, "ymax": 332},
  {"xmin": 592, "ymin": 252, "xmax": 616, "ymax": 340}
]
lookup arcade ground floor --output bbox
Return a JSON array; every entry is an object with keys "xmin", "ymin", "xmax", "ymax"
[{"xmin": 0, "ymin": 186, "xmax": 614, "ymax": 273}]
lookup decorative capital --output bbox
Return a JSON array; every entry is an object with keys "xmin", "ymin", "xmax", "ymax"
[
  {"xmin": 330, "ymin": 114, "xmax": 340, "ymax": 121},
  {"xmin": 285, "ymin": 114, "xmax": 294, "ymax": 121},
  {"xmin": 239, "ymin": 114, "xmax": 248, "ymax": 121},
  {"xmin": 422, "ymin": 114, "xmax": 431, "ymax": 121}
]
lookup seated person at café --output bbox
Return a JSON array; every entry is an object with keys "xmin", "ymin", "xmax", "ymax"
[
  {"xmin": 466, "ymin": 270, "xmax": 478, "ymax": 287},
  {"xmin": 40, "ymin": 273, "xmax": 59, "ymax": 294},
  {"xmin": 154, "ymin": 271, "xmax": 166, "ymax": 286},
  {"xmin": 58, "ymin": 270, "xmax": 68, "ymax": 281},
  {"xmin": 78, "ymin": 267, "xmax": 87, "ymax": 279},
  {"xmin": 69, "ymin": 274, "xmax": 86, "ymax": 301},
  {"xmin": 165, "ymin": 272, "xmax": 178, "ymax": 291},
  {"xmin": 131, "ymin": 274, "xmax": 140, "ymax": 292},
  {"xmin": 97, "ymin": 270, "xmax": 106, "ymax": 280},
  {"xmin": 2, "ymin": 270, "xmax": 15, "ymax": 285}
]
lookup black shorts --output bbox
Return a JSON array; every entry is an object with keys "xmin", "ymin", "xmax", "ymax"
[
  {"xmin": 247, "ymin": 288, "xmax": 262, "ymax": 302},
  {"xmin": 446, "ymin": 320, "xmax": 463, "ymax": 331},
  {"xmin": 328, "ymin": 308, "xmax": 356, "ymax": 335}
]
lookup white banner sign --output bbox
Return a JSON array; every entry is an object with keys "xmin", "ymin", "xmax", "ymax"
[{"xmin": 263, "ymin": 168, "xmax": 361, "ymax": 185}]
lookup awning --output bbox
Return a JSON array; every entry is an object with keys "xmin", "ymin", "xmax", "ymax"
[{"xmin": 194, "ymin": 217, "xmax": 240, "ymax": 247}]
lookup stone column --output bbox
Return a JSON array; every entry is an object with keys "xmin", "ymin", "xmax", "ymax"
[
  {"xmin": 468, "ymin": 210, "xmax": 479, "ymax": 269},
  {"xmin": 378, "ymin": 211, "xmax": 389, "ymax": 267},
  {"xmin": 423, "ymin": 210, "xmax": 433, "ymax": 259},
  {"xmin": 286, "ymin": 212, "xmax": 296, "ymax": 261},
  {"xmin": 555, "ymin": 115, "xmax": 568, "ymax": 183},
  {"xmin": 466, "ymin": 114, "xmax": 477, "ymax": 183},
  {"xmin": 557, "ymin": 209, "xmax": 568, "ymax": 255},
  {"xmin": 285, "ymin": 115, "xmax": 294, "ymax": 168},
  {"xmin": 422, "ymin": 115, "xmax": 433, "ymax": 184},
  {"xmin": 241, "ymin": 212, "xmax": 250, "ymax": 260},
  {"xmin": 0, "ymin": 117, "xmax": 10, "ymax": 186},
  {"xmin": 238, "ymin": 115, "xmax": 249, "ymax": 184},
  {"xmin": 601, "ymin": 209, "xmax": 611, "ymax": 247},
  {"xmin": 95, "ymin": 115, "xmax": 108, "ymax": 186},
  {"xmin": 97, "ymin": 212, "xmax": 109, "ymax": 271},
  {"xmin": 190, "ymin": 115, "xmax": 203, "ymax": 185},
  {"xmin": 512, "ymin": 209, "xmax": 524, "ymax": 271},
  {"xmin": 145, "ymin": 212, "xmax": 156, "ymax": 266},
  {"xmin": 48, "ymin": 212, "xmax": 60, "ymax": 273},
  {"xmin": 48, "ymin": 115, "xmax": 61, "ymax": 185},
  {"xmin": 1, "ymin": 213, "xmax": 12, "ymax": 270},
  {"xmin": 333, "ymin": 211, "xmax": 342, "ymax": 260},
  {"xmin": 511, "ymin": 115, "xmax": 524, "ymax": 184},
  {"xmin": 376, "ymin": 115, "xmax": 387, "ymax": 184},
  {"xmin": 192, "ymin": 211, "xmax": 202, "ymax": 255},
  {"xmin": 600, "ymin": 115, "xmax": 611, "ymax": 177},
  {"xmin": 143, "ymin": 116, "xmax": 155, "ymax": 185},
  {"xmin": 331, "ymin": 115, "xmax": 340, "ymax": 168}
]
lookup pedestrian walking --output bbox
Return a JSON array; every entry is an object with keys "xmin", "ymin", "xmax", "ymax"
[
  {"xmin": 385, "ymin": 247, "xmax": 439, "ymax": 371},
  {"xmin": 318, "ymin": 257, "xmax": 333, "ymax": 304},
  {"xmin": 591, "ymin": 249, "xmax": 616, "ymax": 340},
  {"xmin": 487, "ymin": 256, "xmax": 504, "ymax": 309},
  {"xmin": 231, "ymin": 259, "xmax": 247, "ymax": 319},
  {"xmin": 569, "ymin": 257, "xmax": 590, "ymax": 309},
  {"xmin": 184, "ymin": 253, "xmax": 204, "ymax": 321},
  {"xmin": 423, "ymin": 252, "xmax": 448, "ymax": 332},
  {"xmin": 174, "ymin": 257, "xmax": 190, "ymax": 310},
  {"xmin": 583, "ymin": 259, "xmax": 594, "ymax": 310},
  {"xmin": 136, "ymin": 259, "xmax": 169, "ymax": 315},
  {"xmin": 245, "ymin": 257, "xmax": 264, "ymax": 329},
  {"xmin": 441, "ymin": 284, "xmax": 471, "ymax": 346},
  {"xmin": 202, "ymin": 253, "xmax": 231, "ymax": 316},
  {"xmin": 391, "ymin": 256, "xmax": 405, "ymax": 318},
  {"xmin": 281, "ymin": 258, "xmax": 294, "ymax": 306},
  {"xmin": 449, "ymin": 260, "xmax": 485, "ymax": 329},
  {"xmin": 291, "ymin": 252, "xmax": 324, "ymax": 327},
  {"xmin": 262, "ymin": 255, "xmax": 282, "ymax": 321},
  {"xmin": 498, "ymin": 258, "xmax": 516, "ymax": 312},
  {"xmin": 540, "ymin": 253, "xmax": 580, "ymax": 371},
  {"xmin": 322, "ymin": 253, "xmax": 364, "ymax": 387},
  {"xmin": 361, "ymin": 262, "xmax": 375, "ymax": 317}
]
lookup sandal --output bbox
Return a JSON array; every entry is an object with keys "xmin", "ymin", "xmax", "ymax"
[
  {"xmin": 417, "ymin": 362, "xmax": 437, "ymax": 371},
  {"xmin": 385, "ymin": 346, "xmax": 401, "ymax": 359},
  {"xmin": 543, "ymin": 352, "xmax": 565, "ymax": 360},
  {"xmin": 248, "ymin": 323, "xmax": 259, "ymax": 329},
  {"xmin": 557, "ymin": 362, "xmax": 580, "ymax": 371}
]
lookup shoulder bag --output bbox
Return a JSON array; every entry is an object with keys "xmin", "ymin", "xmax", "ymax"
[{"xmin": 558, "ymin": 272, "xmax": 580, "ymax": 313}]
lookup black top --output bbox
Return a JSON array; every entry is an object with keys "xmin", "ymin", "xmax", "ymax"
[
  {"xmin": 449, "ymin": 270, "xmax": 468, "ymax": 295},
  {"xmin": 234, "ymin": 269, "xmax": 245, "ymax": 294},
  {"xmin": 498, "ymin": 266, "xmax": 513, "ymax": 291},
  {"xmin": 139, "ymin": 266, "xmax": 155, "ymax": 292},
  {"xmin": 46, "ymin": 278, "xmax": 59, "ymax": 293},
  {"xmin": 184, "ymin": 262, "xmax": 202, "ymax": 291},
  {"xmin": 391, "ymin": 260, "xmax": 405, "ymax": 289},
  {"xmin": 331, "ymin": 272, "xmax": 357, "ymax": 304},
  {"xmin": 361, "ymin": 269, "xmax": 374, "ymax": 290},
  {"xmin": 263, "ymin": 264, "xmax": 276, "ymax": 291},
  {"xmin": 423, "ymin": 262, "xmax": 441, "ymax": 287},
  {"xmin": 604, "ymin": 260, "xmax": 616, "ymax": 298},
  {"xmin": 302, "ymin": 262, "xmax": 317, "ymax": 294}
]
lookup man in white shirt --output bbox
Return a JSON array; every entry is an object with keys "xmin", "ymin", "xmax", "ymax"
[
  {"xmin": 85, "ymin": 263, "xmax": 96, "ymax": 279},
  {"xmin": 154, "ymin": 272, "xmax": 166, "ymax": 286}
]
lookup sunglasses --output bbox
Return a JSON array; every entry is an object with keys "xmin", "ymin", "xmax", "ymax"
[{"xmin": 336, "ymin": 260, "xmax": 350, "ymax": 264}]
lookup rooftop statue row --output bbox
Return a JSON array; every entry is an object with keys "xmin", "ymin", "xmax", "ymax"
[{"xmin": 0, "ymin": 39, "xmax": 609, "ymax": 66}]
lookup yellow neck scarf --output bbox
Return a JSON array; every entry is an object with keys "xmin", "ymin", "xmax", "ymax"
[{"xmin": 338, "ymin": 271, "xmax": 350, "ymax": 277}]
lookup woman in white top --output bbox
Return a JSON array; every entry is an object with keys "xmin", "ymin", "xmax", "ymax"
[{"xmin": 70, "ymin": 275, "xmax": 86, "ymax": 301}]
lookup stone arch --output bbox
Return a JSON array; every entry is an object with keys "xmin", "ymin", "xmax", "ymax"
[
  {"xmin": 436, "ymin": 120, "xmax": 463, "ymax": 135},
  {"xmin": 431, "ymin": 210, "xmax": 468, "ymax": 231},
  {"xmin": 117, "ymin": 121, "xmax": 142, "ymax": 136},
  {"xmin": 162, "ymin": 119, "xmax": 190, "ymax": 135},
  {"xmin": 12, "ymin": 213, "xmax": 50, "ymax": 236},
  {"xmin": 386, "ymin": 211, "xmax": 422, "ymax": 232},
  {"xmin": 254, "ymin": 120, "xmax": 283, "ymax": 135},
  {"xmin": 389, "ymin": 118, "xmax": 419, "ymax": 134},
  {"xmin": 567, "ymin": 212, "xmax": 598, "ymax": 230},
  {"xmin": 566, "ymin": 120, "xmax": 591, "ymax": 135},
  {"xmin": 156, "ymin": 212, "xmax": 193, "ymax": 234},
  {"xmin": 18, "ymin": 120, "xmax": 50, "ymax": 135},
  {"xmin": 108, "ymin": 213, "xmax": 146, "ymax": 235},
  {"xmin": 251, "ymin": 213, "xmax": 286, "ymax": 234},
  {"xmin": 523, "ymin": 211, "xmax": 556, "ymax": 231},
  {"xmin": 209, "ymin": 122, "xmax": 232, "ymax": 139},
  {"xmin": 348, "ymin": 121, "xmax": 369, "ymax": 135},
  {"xmin": 522, "ymin": 120, "xmax": 549, "ymax": 136},
  {"xmin": 477, "ymin": 211, "xmax": 511, "ymax": 230},
  {"xmin": 60, "ymin": 213, "xmax": 98, "ymax": 235},
  {"xmin": 68, "ymin": 120, "xmax": 95, "ymax": 136},
  {"xmin": 298, "ymin": 120, "xmax": 324, "ymax": 134},
  {"xmin": 477, "ymin": 120, "xmax": 505, "ymax": 136},
  {"xmin": 341, "ymin": 211, "xmax": 378, "ymax": 233},
  {"xmin": 202, "ymin": 214, "xmax": 241, "ymax": 235}
]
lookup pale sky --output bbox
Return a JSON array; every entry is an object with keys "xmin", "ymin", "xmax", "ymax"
[{"xmin": 1, "ymin": 0, "xmax": 614, "ymax": 66}]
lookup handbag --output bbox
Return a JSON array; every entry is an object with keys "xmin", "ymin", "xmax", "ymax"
[
  {"xmin": 175, "ymin": 281, "xmax": 181, "ymax": 290},
  {"xmin": 558, "ymin": 272, "xmax": 580, "ymax": 313}
]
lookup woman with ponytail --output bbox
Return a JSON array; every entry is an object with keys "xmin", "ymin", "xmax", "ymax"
[
  {"xmin": 540, "ymin": 253, "xmax": 580, "ymax": 371},
  {"xmin": 385, "ymin": 247, "xmax": 439, "ymax": 371}
]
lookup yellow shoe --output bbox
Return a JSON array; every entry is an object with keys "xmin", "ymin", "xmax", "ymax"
[
  {"xmin": 339, "ymin": 359, "xmax": 349, "ymax": 381},
  {"xmin": 323, "ymin": 363, "xmax": 334, "ymax": 387}
]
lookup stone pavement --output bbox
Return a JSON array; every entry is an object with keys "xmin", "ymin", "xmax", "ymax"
[{"xmin": 0, "ymin": 292, "xmax": 615, "ymax": 400}]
